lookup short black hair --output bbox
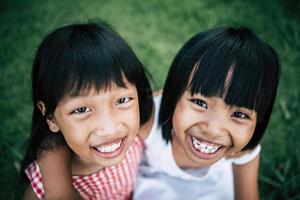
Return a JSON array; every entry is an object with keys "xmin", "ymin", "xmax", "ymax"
[
  {"xmin": 159, "ymin": 27, "xmax": 280, "ymax": 151},
  {"xmin": 21, "ymin": 22, "xmax": 153, "ymax": 179}
]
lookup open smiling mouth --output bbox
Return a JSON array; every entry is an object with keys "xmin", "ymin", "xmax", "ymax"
[
  {"xmin": 190, "ymin": 136, "xmax": 224, "ymax": 159},
  {"xmin": 92, "ymin": 137, "xmax": 126, "ymax": 158}
]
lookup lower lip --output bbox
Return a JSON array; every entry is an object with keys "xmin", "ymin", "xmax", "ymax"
[
  {"xmin": 188, "ymin": 136, "xmax": 223, "ymax": 160},
  {"xmin": 92, "ymin": 137, "xmax": 126, "ymax": 159}
]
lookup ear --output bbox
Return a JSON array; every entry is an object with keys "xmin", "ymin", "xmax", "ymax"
[
  {"xmin": 37, "ymin": 101, "xmax": 60, "ymax": 133},
  {"xmin": 37, "ymin": 101, "xmax": 46, "ymax": 116},
  {"xmin": 46, "ymin": 118, "xmax": 60, "ymax": 133}
]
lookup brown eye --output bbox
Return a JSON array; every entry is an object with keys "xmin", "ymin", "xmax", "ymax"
[
  {"xmin": 73, "ymin": 107, "xmax": 91, "ymax": 114},
  {"xmin": 191, "ymin": 99, "xmax": 208, "ymax": 109},
  {"xmin": 116, "ymin": 97, "xmax": 132, "ymax": 105},
  {"xmin": 232, "ymin": 112, "xmax": 249, "ymax": 119}
]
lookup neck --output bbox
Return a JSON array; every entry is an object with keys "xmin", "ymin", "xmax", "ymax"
[{"xmin": 71, "ymin": 153, "xmax": 104, "ymax": 175}]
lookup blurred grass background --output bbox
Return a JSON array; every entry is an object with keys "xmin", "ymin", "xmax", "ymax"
[{"xmin": 0, "ymin": 0, "xmax": 299, "ymax": 199}]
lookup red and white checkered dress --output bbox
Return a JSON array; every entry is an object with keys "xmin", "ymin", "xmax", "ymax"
[{"xmin": 25, "ymin": 136, "xmax": 144, "ymax": 200}]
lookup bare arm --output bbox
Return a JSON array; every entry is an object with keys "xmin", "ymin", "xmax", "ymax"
[
  {"xmin": 23, "ymin": 186, "xmax": 38, "ymax": 200},
  {"xmin": 137, "ymin": 90, "xmax": 160, "ymax": 140},
  {"xmin": 37, "ymin": 145, "xmax": 82, "ymax": 199},
  {"xmin": 233, "ymin": 154, "xmax": 260, "ymax": 200}
]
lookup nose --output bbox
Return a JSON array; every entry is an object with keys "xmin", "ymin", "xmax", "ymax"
[
  {"xmin": 199, "ymin": 112, "xmax": 228, "ymax": 138},
  {"xmin": 94, "ymin": 109, "xmax": 118, "ymax": 136}
]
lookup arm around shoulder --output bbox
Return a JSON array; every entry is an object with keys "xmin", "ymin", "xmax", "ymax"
[
  {"xmin": 137, "ymin": 95, "xmax": 156, "ymax": 141},
  {"xmin": 233, "ymin": 154, "xmax": 260, "ymax": 200},
  {"xmin": 38, "ymin": 145, "xmax": 82, "ymax": 199},
  {"xmin": 23, "ymin": 186, "xmax": 38, "ymax": 200}
]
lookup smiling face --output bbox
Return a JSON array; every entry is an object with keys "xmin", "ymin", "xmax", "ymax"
[
  {"xmin": 47, "ymin": 82, "xmax": 139, "ymax": 174},
  {"xmin": 171, "ymin": 90, "xmax": 257, "ymax": 168}
]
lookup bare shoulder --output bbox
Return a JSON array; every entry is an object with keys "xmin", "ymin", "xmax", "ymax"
[
  {"xmin": 37, "ymin": 146, "xmax": 81, "ymax": 199},
  {"xmin": 38, "ymin": 145, "xmax": 72, "ymax": 169}
]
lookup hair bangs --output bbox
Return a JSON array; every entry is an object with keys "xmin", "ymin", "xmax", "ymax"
[
  {"xmin": 188, "ymin": 38, "xmax": 235, "ymax": 98},
  {"xmin": 51, "ymin": 25, "xmax": 140, "ymax": 100},
  {"xmin": 63, "ymin": 48, "xmax": 127, "ymax": 98}
]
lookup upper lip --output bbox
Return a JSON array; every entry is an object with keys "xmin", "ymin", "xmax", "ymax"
[
  {"xmin": 189, "ymin": 134, "xmax": 224, "ymax": 147},
  {"xmin": 91, "ymin": 136, "xmax": 126, "ymax": 148},
  {"xmin": 186, "ymin": 128, "xmax": 227, "ymax": 147}
]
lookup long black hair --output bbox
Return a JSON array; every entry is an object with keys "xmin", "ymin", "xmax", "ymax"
[
  {"xmin": 21, "ymin": 22, "xmax": 153, "ymax": 180},
  {"xmin": 159, "ymin": 27, "xmax": 280, "ymax": 150}
]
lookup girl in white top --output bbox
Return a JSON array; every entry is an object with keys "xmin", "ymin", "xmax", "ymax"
[{"xmin": 134, "ymin": 27, "xmax": 280, "ymax": 200}]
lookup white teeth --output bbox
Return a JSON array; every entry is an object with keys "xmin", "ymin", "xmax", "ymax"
[
  {"xmin": 96, "ymin": 140, "xmax": 122, "ymax": 153},
  {"xmin": 192, "ymin": 137, "xmax": 220, "ymax": 154}
]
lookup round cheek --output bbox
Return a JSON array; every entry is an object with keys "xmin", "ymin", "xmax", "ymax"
[
  {"xmin": 172, "ymin": 99, "xmax": 184, "ymax": 129},
  {"xmin": 62, "ymin": 133, "xmax": 86, "ymax": 156},
  {"xmin": 131, "ymin": 96, "xmax": 140, "ymax": 133},
  {"xmin": 172, "ymin": 101, "xmax": 193, "ymax": 137},
  {"xmin": 122, "ymin": 104, "xmax": 140, "ymax": 135},
  {"xmin": 233, "ymin": 127, "xmax": 256, "ymax": 151},
  {"xmin": 172, "ymin": 109, "xmax": 192, "ymax": 154},
  {"xmin": 172, "ymin": 108, "xmax": 182, "ymax": 136},
  {"xmin": 55, "ymin": 117, "xmax": 89, "ymax": 155}
]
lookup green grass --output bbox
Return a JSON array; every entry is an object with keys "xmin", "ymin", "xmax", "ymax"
[{"xmin": 0, "ymin": 0, "xmax": 299, "ymax": 199}]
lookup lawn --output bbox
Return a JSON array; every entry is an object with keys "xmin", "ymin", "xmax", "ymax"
[{"xmin": 0, "ymin": 0, "xmax": 299, "ymax": 199}]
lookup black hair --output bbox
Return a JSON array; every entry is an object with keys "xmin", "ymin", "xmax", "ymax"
[
  {"xmin": 159, "ymin": 27, "xmax": 280, "ymax": 151},
  {"xmin": 21, "ymin": 22, "xmax": 153, "ymax": 180}
]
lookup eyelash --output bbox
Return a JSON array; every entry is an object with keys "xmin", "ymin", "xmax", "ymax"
[
  {"xmin": 70, "ymin": 97, "xmax": 133, "ymax": 114},
  {"xmin": 72, "ymin": 107, "xmax": 91, "ymax": 114},
  {"xmin": 232, "ymin": 111, "xmax": 250, "ymax": 119},
  {"xmin": 191, "ymin": 99, "xmax": 208, "ymax": 109},
  {"xmin": 191, "ymin": 98, "xmax": 250, "ymax": 119},
  {"xmin": 116, "ymin": 97, "xmax": 132, "ymax": 105}
]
